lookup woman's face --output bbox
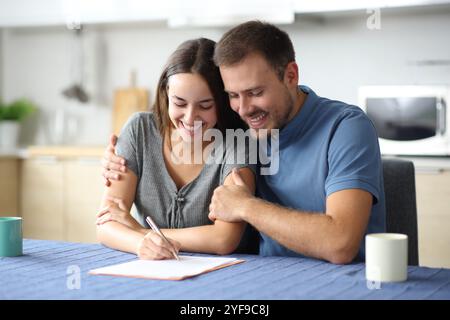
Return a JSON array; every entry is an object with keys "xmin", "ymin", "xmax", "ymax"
[{"xmin": 167, "ymin": 72, "xmax": 218, "ymax": 143}]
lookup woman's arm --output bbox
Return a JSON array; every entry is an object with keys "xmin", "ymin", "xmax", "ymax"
[
  {"xmin": 96, "ymin": 166, "xmax": 143, "ymax": 253},
  {"xmin": 96, "ymin": 168, "xmax": 181, "ymax": 259},
  {"xmin": 97, "ymin": 165, "xmax": 255, "ymax": 256},
  {"xmin": 162, "ymin": 167, "xmax": 256, "ymax": 255}
]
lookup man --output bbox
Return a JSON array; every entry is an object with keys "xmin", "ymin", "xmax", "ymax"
[{"xmin": 102, "ymin": 21, "xmax": 385, "ymax": 264}]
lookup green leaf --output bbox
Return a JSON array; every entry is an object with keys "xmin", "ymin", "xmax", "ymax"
[{"xmin": 0, "ymin": 98, "xmax": 37, "ymax": 121}]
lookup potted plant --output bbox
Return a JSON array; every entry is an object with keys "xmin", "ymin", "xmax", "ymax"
[{"xmin": 0, "ymin": 99, "xmax": 37, "ymax": 149}]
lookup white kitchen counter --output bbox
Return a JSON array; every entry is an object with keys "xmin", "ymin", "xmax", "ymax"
[
  {"xmin": 383, "ymin": 155, "xmax": 450, "ymax": 172},
  {"xmin": 0, "ymin": 146, "xmax": 105, "ymax": 159},
  {"xmin": 0, "ymin": 148, "xmax": 28, "ymax": 159},
  {"xmin": 2, "ymin": 147, "xmax": 450, "ymax": 171}
]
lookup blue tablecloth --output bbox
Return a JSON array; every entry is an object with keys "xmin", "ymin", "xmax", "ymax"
[{"xmin": 0, "ymin": 239, "xmax": 449, "ymax": 300}]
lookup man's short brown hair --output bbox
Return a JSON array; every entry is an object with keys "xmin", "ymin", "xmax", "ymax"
[{"xmin": 213, "ymin": 20, "xmax": 295, "ymax": 80}]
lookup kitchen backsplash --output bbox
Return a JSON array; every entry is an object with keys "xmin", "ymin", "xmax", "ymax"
[{"xmin": 19, "ymin": 102, "xmax": 111, "ymax": 146}]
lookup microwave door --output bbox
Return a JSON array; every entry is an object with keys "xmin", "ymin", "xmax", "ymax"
[{"xmin": 366, "ymin": 97, "xmax": 438, "ymax": 141}]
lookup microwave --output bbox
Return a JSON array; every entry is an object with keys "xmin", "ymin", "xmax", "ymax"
[{"xmin": 358, "ymin": 86, "xmax": 450, "ymax": 156}]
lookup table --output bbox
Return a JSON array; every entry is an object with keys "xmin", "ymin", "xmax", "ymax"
[{"xmin": 1, "ymin": 239, "xmax": 449, "ymax": 300}]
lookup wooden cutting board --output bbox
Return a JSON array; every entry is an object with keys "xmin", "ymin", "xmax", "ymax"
[
  {"xmin": 112, "ymin": 88, "xmax": 149, "ymax": 135},
  {"xmin": 112, "ymin": 72, "xmax": 150, "ymax": 135}
]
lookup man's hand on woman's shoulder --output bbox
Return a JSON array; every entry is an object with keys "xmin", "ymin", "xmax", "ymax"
[{"xmin": 101, "ymin": 133, "xmax": 127, "ymax": 186}]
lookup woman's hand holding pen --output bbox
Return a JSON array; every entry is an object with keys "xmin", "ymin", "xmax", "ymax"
[
  {"xmin": 136, "ymin": 231, "xmax": 181, "ymax": 260},
  {"xmin": 97, "ymin": 196, "xmax": 180, "ymax": 260}
]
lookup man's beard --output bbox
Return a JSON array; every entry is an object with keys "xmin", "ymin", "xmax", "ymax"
[{"xmin": 251, "ymin": 88, "xmax": 295, "ymax": 140}]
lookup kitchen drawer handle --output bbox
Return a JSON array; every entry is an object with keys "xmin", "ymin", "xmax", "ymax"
[{"xmin": 437, "ymin": 98, "xmax": 446, "ymax": 135}]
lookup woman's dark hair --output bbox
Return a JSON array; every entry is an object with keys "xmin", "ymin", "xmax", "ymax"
[{"xmin": 153, "ymin": 38, "xmax": 246, "ymax": 135}]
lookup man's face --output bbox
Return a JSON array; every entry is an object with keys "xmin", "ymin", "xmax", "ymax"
[{"xmin": 219, "ymin": 53, "xmax": 296, "ymax": 138}]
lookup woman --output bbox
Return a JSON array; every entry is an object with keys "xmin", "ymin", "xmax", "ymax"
[{"xmin": 96, "ymin": 38, "xmax": 256, "ymax": 260}]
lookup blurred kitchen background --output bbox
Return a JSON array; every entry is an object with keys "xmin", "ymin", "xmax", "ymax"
[{"xmin": 0, "ymin": 0, "xmax": 449, "ymax": 267}]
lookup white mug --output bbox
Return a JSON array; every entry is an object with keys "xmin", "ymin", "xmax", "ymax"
[{"xmin": 365, "ymin": 233, "xmax": 408, "ymax": 283}]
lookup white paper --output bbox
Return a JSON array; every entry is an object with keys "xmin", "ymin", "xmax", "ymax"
[{"xmin": 89, "ymin": 255, "xmax": 243, "ymax": 280}]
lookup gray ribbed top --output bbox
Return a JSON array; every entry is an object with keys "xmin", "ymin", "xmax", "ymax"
[{"xmin": 116, "ymin": 112, "xmax": 255, "ymax": 229}]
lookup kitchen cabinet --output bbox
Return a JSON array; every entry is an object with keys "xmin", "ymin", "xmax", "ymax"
[
  {"xmin": 0, "ymin": 157, "xmax": 20, "ymax": 217},
  {"xmin": 0, "ymin": 0, "xmax": 169, "ymax": 27},
  {"xmin": 65, "ymin": 158, "xmax": 104, "ymax": 243},
  {"xmin": 20, "ymin": 157, "xmax": 65, "ymax": 240},
  {"xmin": 416, "ymin": 170, "xmax": 450, "ymax": 268},
  {"xmin": 20, "ymin": 147, "xmax": 105, "ymax": 243}
]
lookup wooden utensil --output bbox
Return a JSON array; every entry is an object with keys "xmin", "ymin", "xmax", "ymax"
[{"xmin": 112, "ymin": 71, "xmax": 149, "ymax": 135}]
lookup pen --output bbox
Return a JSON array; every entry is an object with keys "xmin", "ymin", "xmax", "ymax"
[{"xmin": 145, "ymin": 216, "xmax": 180, "ymax": 261}]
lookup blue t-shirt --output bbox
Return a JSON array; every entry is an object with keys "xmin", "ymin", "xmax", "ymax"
[{"xmin": 257, "ymin": 85, "xmax": 386, "ymax": 261}]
